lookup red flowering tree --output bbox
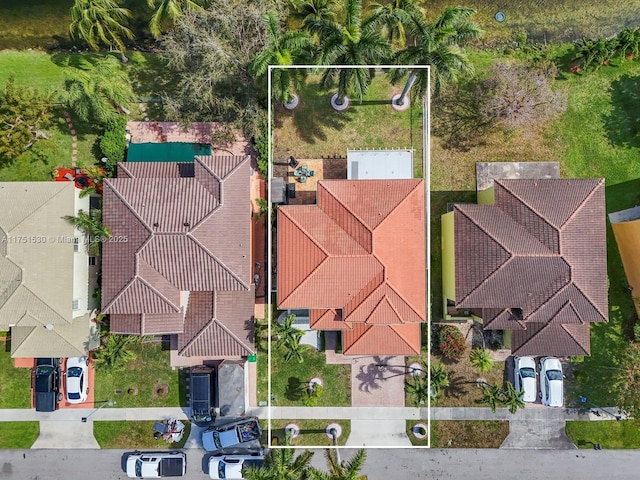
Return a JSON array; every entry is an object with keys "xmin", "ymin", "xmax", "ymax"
[{"xmin": 437, "ymin": 325, "xmax": 466, "ymax": 360}]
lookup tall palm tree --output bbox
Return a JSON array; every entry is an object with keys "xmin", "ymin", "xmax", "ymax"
[
  {"xmin": 64, "ymin": 209, "xmax": 111, "ymax": 256},
  {"xmin": 367, "ymin": 0, "xmax": 423, "ymax": 49},
  {"xmin": 391, "ymin": 6, "xmax": 482, "ymax": 105},
  {"xmin": 310, "ymin": 449, "xmax": 367, "ymax": 480},
  {"xmin": 147, "ymin": 0, "xmax": 207, "ymax": 39},
  {"xmin": 274, "ymin": 313, "xmax": 305, "ymax": 363},
  {"xmin": 430, "ymin": 361, "xmax": 450, "ymax": 397},
  {"xmin": 63, "ymin": 56, "xmax": 135, "ymax": 125},
  {"xmin": 249, "ymin": 10, "xmax": 313, "ymax": 108},
  {"xmin": 502, "ymin": 381, "xmax": 525, "ymax": 414},
  {"xmin": 290, "ymin": 0, "xmax": 337, "ymax": 27},
  {"xmin": 405, "ymin": 372, "xmax": 430, "ymax": 406},
  {"xmin": 306, "ymin": 0, "xmax": 392, "ymax": 106},
  {"xmin": 476, "ymin": 383, "xmax": 502, "ymax": 413},
  {"xmin": 69, "ymin": 0, "xmax": 134, "ymax": 61},
  {"xmin": 245, "ymin": 441, "xmax": 314, "ymax": 480}
]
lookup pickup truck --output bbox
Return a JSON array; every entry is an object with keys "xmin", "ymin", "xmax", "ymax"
[
  {"xmin": 202, "ymin": 417, "xmax": 261, "ymax": 452},
  {"xmin": 126, "ymin": 451, "xmax": 187, "ymax": 478},
  {"xmin": 34, "ymin": 358, "xmax": 62, "ymax": 412}
]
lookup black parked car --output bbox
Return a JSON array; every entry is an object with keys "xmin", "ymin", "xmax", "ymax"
[
  {"xmin": 34, "ymin": 358, "xmax": 62, "ymax": 412},
  {"xmin": 189, "ymin": 365, "xmax": 215, "ymax": 427}
]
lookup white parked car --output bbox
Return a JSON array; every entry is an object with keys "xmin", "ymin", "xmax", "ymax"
[
  {"xmin": 539, "ymin": 357, "xmax": 564, "ymax": 407},
  {"xmin": 208, "ymin": 454, "xmax": 264, "ymax": 480},
  {"xmin": 126, "ymin": 451, "xmax": 187, "ymax": 478},
  {"xmin": 65, "ymin": 356, "xmax": 89, "ymax": 404},
  {"xmin": 513, "ymin": 356, "xmax": 537, "ymax": 403}
]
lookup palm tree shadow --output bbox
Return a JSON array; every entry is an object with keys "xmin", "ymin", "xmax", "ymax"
[
  {"xmin": 356, "ymin": 356, "xmax": 402, "ymax": 393},
  {"xmin": 284, "ymin": 377, "xmax": 306, "ymax": 401},
  {"xmin": 444, "ymin": 375, "xmax": 469, "ymax": 399}
]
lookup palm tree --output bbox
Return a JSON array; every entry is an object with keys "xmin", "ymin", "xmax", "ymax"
[
  {"xmin": 249, "ymin": 10, "xmax": 313, "ymax": 108},
  {"xmin": 574, "ymin": 37, "xmax": 618, "ymax": 70},
  {"xmin": 405, "ymin": 372, "xmax": 430, "ymax": 406},
  {"xmin": 367, "ymin": 0, "xmax": 424, "ymax": 49},
  {"xmin": 616, "ymin": 27, "xmax": 640, "ymax": 59},
  {"xmin": 476, "ymin": 383, "xmax": 502, "ymax": 413},
  {"xmin": 64, "ymin": 209, "xmax": 111, "ymax": 256},
  {"xmin": 430, "ymin": 361, "xmax": 450, "ymax": 396},
  {"xmin": 93, "ymin": 334, "xmax": 139, "ymax": 373},
  {"xmin": 274, "ymin": 313, "xmax": 305, "ymax": 363},
  {"xmin": 502, "ymin": 381, "xmax": 525, "ymax": 414},
  {"xmin": 306, "ymin": 0, "xmax": 392, "ymax": 106},
  {"xmin": 245, "ymin": 441, "xmax": 314, "ymax": 480},
  {"xmin": 69, "ymin": 0, "xmax": 134, "ymax": 62},
  {"xmin": 290, "ymin": 0, "xmax": 337, "ymax": 27},
  {"xmin": 63, "ymin": 56, "xmax": 135, "ymax": 125},
  {"xmin": 310, "ymin": 449, "xmax": 367, "ymax": 480},
  {"xmin": 147, "ymin": 0, "xmax": 207, "ymax": 39},
  {"xmin": 391, "ymin": 6, "xmax": 482, "ymax": 105},
  {"xmin": 469, "ymin": 348, "xmax": 493, "ymax": 373}
]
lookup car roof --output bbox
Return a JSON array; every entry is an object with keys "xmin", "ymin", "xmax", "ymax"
[
  {"xmin": 515, "ymin": 356, "xmax": 536, "ymax": 369},
  {"xmin": 548, "ymin": 378, "xmax": 563, "ymax": 406},
  {"xmin": 542, "ymin": 357, "xmax": 562, "ymax": 371}
]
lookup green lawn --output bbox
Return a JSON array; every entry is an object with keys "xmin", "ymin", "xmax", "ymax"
[
  {"xmin": 0, "ymin": 422, "xmax": 39, "ymax": 449},
  {"xmin": 566, "ymin": 420, "xmax": 640, "ymax": 449},
  {"xmin": 94, "ymin": 421, "xmax": 190, "ymax": 449},
  {"xmin": 94, "ymin": 341, "xmax": 182, "ymax": 408},
  {"xmin": 0, "ymin": 346, "xmax": 32, "ymax": 409},
  {"xmin": 270, "ymin": 419, "xmax": 350, "ymax": 447},
  {"xmin": 273, "ymin": 74, "xmax": 424, "ymax": 177},
  {"xmin": 269, "ymin": 343, "xmax": 351, "ymax": 407},
  {"xmin": 428, "ymin": 420, "xmax": 510, "ymax": 448}
]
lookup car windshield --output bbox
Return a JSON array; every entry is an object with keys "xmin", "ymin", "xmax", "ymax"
[
  {"xmin": 68, "ymin": 391, "xmax": 81, "ymax": 400},
  {"xmin": 547, "ymin": 370, "xmax": 563, "ymax": 381},
  {"xmin": 67, "ymin": 367, "xmax": 82, "ymax": 378},
  {"xmin": 135, "ymin": 459, "xmax": 143, "ymax": 477},
  {"xmin": 218, "ymin": 462, "xmax": 226, "ymax": 479},
  {"xmin": 213, "ymin": 432, "xmax": 222, "ymax": 449},
  {"xmin": 520, "ymin": 367, "xmax": 535, "ymax": 379},
  {"xmin": 36, "ymin": 365, "xmax": 53, "ymax": 376}
]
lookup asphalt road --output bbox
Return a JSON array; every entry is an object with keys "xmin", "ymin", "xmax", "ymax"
[{"xmin": 0, "ymin": 448, "xmax": 639, "ymax": 480}]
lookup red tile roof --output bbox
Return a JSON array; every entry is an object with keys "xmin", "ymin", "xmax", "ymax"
[
  {"xmin": 278, "ymin": 180, "xmax": 426, "ymax": 356},
  {"xmin": 453, "ymin": 178, "xmax": 607, "ymax": 356},
  {"xmin": 103, "ymin": 155, "xmax": 255, "ymax": 357}
]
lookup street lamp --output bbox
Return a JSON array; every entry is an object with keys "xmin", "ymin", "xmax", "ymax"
[
  {"xmin": 81, "ymin": 400, "xmax": 116, "ymax": 422},
  {"xmin": 580, "ymin": 397, "xmax": 621, "ymax": 421}
]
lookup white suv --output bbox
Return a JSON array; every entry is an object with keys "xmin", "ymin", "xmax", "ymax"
[
  {"xmin": 514, "ymin": 356, "xmax": 537, "ymax": 403},
  {"xmin": 126, "ymin": 451, "xmax": 186, "ymax": 478},
  {"xmin": 208, "ymin": 453, "xmax": 264, "ymax": 479},
  {"xmin": 539, "ymin": 357, "xmax": 564, "ymax": 407}
]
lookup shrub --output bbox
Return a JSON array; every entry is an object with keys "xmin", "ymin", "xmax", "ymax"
[
  {"xmin": 634, "ymin": 322, "xmax": 640, "ymax": 343},
  {"xmin": 437, "ymin": 325, "xmax": 466, "ymax": 360},
  {"xmin": 100, "ymin": 115, "xmax": 127, "ymax": 168},
  {"xmin": 470, "ymin": 348, "xmax": 493, "ymax": 373},
  {"xmin": 303, "ymin": 383, "xmax": 323, "ymax": 407},
  {"xmin": 255, "ymin": 130, "xmax": 269, "ymax": 178}
]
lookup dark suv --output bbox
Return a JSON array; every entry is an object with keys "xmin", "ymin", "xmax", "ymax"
[
  {"xmin": 34, "ymin": 358, "xmax": 62, "ymax": 412},
  {"xmin": 189, "ymin": 365, "xmax": 215, "ymax": 427}
]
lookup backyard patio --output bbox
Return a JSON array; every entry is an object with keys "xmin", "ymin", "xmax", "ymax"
[{"xmin": 272, "ymin": 157, "xmax": 347, "ymax": 205}]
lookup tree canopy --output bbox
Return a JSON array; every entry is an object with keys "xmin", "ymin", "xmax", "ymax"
[{"xmin": 69, "ymin": 0, "xmax": 134, "ymax": 57}]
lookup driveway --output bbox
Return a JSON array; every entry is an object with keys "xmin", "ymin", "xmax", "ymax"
[
  {"xmin": 351, "ymin": 356, "xmax": 406, "ymax": 407},
  {"xmin": 501, "ymin": 420, "xmax": 577, "ymax": 449},
  {"xmin": 345, "ymin": 419, "xmax": 412, "ymax": 447},
  {"xmin": 31, "ymin": 421, "xmax": 99, "ymax": 449}
]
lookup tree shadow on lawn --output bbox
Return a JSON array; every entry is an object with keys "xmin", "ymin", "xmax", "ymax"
[
  {"xmin": 285, "ymin": 377, "xmax": 306, "ymax": 401},
  {"xmin": 286, "ymin": 90, "xmax": 353, "ymax": 146},
  {"xmin": 603, "ymin": 73, "xmax": 640, "ymax": 149}
]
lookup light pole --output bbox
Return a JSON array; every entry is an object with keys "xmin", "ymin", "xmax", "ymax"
[
  {"xmin": 81, "ymin": 401, "xmax": 115, "ymax": 422},
  {"xmin": 580, "ymin": 396, "xmax": 621, "ymax": 421}
]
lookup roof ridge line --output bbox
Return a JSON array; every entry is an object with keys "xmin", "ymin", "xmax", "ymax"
[
  {"xmin": 383, "ymin": 282, "xmax": 425, "ymax": 322},
  {"xmin": 560, "ymin": 323, "xmax": 590, "ymax": 355},
  {"xmin": 8, "ymin": 182, "xmax": 73, "ymax": 235},
  {"xmin": 495, "ymin": 182, "xmax": 560, "ymax": 240},
  {"xmin": 137, "ymin": 275, "xmax": 181, "ymax": 313},
  {"xmin": 558, "ymin": 179, "xmax": 604, "ymax": 230},
  {"xmin": 20, "ymin": 285, "xmax": 69, "ymax": 325},
  {"xmin": 372, "ymin": 180, "xmax": 424, "ymax": 232},
  {"xmin": 185, "ymin": 234, "xmax": 251, "ymax": 290},
  {"xmin": 105, "ymin": 182, "xmax": 154, "ymax": 233},
  {"xmin": 567, "ymin": 281, "xmax": 608, "ymax": 322}
]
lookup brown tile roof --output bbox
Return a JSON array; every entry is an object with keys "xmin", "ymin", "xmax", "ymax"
[
  {"xmin": 453, "ymin": 178, "xmax": 607, "ymax": 356},
  {"xmin": 103, "ymin": 155, "xmax": 254, "ymax": 357},
  {"xmin": 278, "ymin": 179, "xmax": 426, "ymax": 356}
]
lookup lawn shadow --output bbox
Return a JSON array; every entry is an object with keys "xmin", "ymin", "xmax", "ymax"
[
  {"xmin": 284, "ymin": 377, "xmax": 306, "ymax": 401},
  {"xmin": 444, "ymin": 375, "xmax": 470, "ymax": 399},
  {"xmin": 603, "ymin": 73, "xmax": 640, "ymax": 148}
]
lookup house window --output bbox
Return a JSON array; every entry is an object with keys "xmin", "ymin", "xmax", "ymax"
[
  {"xmin": 73, "ymin": 237, "xmax": 79, "ymax": 252},
  {"xmin": 89, "ymin": 256, "xmax": 97, "ymax": 266},
  {"xmin": 72, "ymin": 299, "xmax": 79, "ymax": 310}
]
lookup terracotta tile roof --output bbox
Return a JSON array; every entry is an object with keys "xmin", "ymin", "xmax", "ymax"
[
  {"xmin": 342, "ymin": 323, "xmax": 421, "ymax": 355},
  {"xmin": 453, "ymin": 178, "xmax": 607, "ymax": 356},
  {"xmin": 278, "ymin": 179, "xmax": 426, "ymax": 355},
  {"xmin": 103, "ymin": 155, "xmax": 254, "ymax": 358}
]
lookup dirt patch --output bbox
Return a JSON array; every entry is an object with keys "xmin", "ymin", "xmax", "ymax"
[{"xmin": 152, "ymin": 384, "xmax": 169, "ymax": 398}]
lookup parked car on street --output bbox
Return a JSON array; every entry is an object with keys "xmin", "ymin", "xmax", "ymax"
[
  {"xmin": 208, "ymin": 453, "xmax": 265, "ymax": 479},
  {"xmin": 34, "ymin": 358, "xmax": 62, "ymax": 412},
  {"xmin": 126, "ymin": 451, "xmax": 187, "ymax": 478},
  {"xmin": 202, "ymin": 417, "xmax": 261, "ymax": 452},
  {"xmin": 540, "ymin": 357, "xmax": 564, "ymax": 407},
  {"xmin": 514, "ymin": 356, "xmax": 537, "ymax": 403},
  {"xmin": 189, "ymin": 365, "xmax": 215, "ymax": 427},
  {"xmin": 65, "ymin": 356, "xmax": 89, "ymax": 404}
]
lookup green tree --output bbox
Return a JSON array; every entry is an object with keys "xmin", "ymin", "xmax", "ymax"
[
  {"xmin": 290, "ymin": 0, "xmax": 336, "ymax": 27},
  {"xmin": 430, "ymin": 361, "xmax": 450, "ymax": 396},
  {"xmin": 502, "ymin": 381, "xmax": 525, "ymax": 414},
  {"xmin": 63, "ymin": 56, "xmax": 135, "ymax": 125},
  {"xmin": 476, "ymin": 383, "xmax": 502, "ymax": 413},
  {"xmin": 391, "ymin": 5, "xmax": 482, "ymax": 104},
  {"xmin": 310, "ymin": 449, "xmax": 367, "ymax": 480},
  {"xmin": 616, "ymin": 27, "xmax": 640, "ymax": 59},
  {"xmin": 245, "ymin": 440, "xmax": 314, "ymax": 480},
  {"xmin": 93, "ymin": 334, "xmax": 139, "ymax": 373},
  {"xmin": 63, "ymin": 209, "xmax": 111, "ymax": 256},
  {"xmin": 367, "ymin": 0, "xmax": 423, "ymax": 49},
  {"xmin": 274, "ymin": 313, "xmax": 305, "ymax": 363},
  {"xmin": 0, "ymin": 77, "xmax": 53, "ymax": 163},
  {"xmin": 405, "ymin": 372, "xmax": 430, "ymax": 406},
  {"xmin": 574, "ymin": 37, "xmax": 618, "ymax": 71},
  {"xmin": 69, "ymin": 0, "xmax": 134, "ymax": 61},
  {"xmin": 249, "ymin": 10, "xmax": 312, "ymax": 106},
  {"xmin": 306, "ymin": 0, "xmax": 392, "ymax": 105},
  {"xmin": 469, "ymin": 348, "xmax": 493, "ymax": 373},
  {"xmin": 148, "ymin": 0, "xmax": 208, "ymax": 38}
]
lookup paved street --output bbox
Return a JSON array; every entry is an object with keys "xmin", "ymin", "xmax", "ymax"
[{"xmin": 0, "ymin": 448, "xmax": 638, "ymax": 479}]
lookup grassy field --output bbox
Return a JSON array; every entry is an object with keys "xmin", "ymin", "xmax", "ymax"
[
  {"xmin": 0, "ymin": 422, "xmax": 39, "ymax": 448},
  {"xmin": 0, "ymin": 346, "xmax": 32, "ymax": 409},
  {"xmin": 566, "ymin": 420, "xmax": 640, "ymax": 449},
  {"xmin": 270, "ymin": 343, "xmax": 351, "ymax": 407},
  {"xmin": 94, "ymin": 421, "xmax": 190, "ymax": 449},
  {"xmin": 270, "ymin": 419, "xmax": 351, "ymax": 447},
  {"xmin": 429, "ymin": 420, "xmax": 510, "ymax": 448},
  {"xmin": 273, "ymin": 74, "xmax": 424, "ymax": 177},
  {"xmin": 94, "ymin": 341, "xmax": 182, "ymax": 408}
]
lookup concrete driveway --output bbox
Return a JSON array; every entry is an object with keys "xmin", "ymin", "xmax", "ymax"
[
  {"xmin": 501, "ymin": 420, "xmax": 577, "ymax": 449},
  {"xmin": 31, "ymin": 421, "xmax": 99, "ymax": 449},
  {"xmin": 346, "ymin": 419, "xmax": 411, "ymax": 447}
]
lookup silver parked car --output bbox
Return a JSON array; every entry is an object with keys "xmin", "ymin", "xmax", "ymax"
[
  {"xmin": 65, "ymin": 356, "xmax": 89, "ymax": 404},
  {"xmin": 540, "ymin": 357, "xmax": 564, "ymax": 407},
  {"xmin": 513, "ymin": 356, "xmax": 537, "ymax": 403}
]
